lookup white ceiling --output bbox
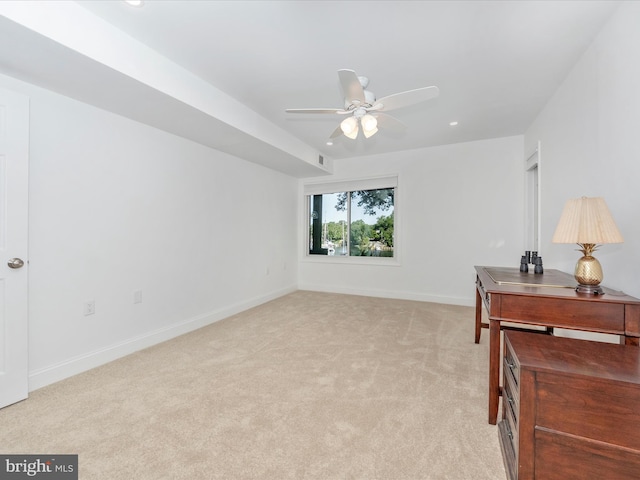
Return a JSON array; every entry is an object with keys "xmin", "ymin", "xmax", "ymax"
[{"xmin": 0, "ymin": 1, "xmax": 620, "ymax": 176}]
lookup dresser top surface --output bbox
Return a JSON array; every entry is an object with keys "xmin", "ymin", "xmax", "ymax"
[{"xmin": 505, "ymin": 330, "xmax": 640, "ymax": 385}]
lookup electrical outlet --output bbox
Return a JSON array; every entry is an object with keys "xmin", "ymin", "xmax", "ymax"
[
  {"xmin": 83, "ymin": 300, "xmax": 95, "ymax": 316},
  {"xmin": 133, "ymin": 290, "xmax": 142, "ymax": 304}
]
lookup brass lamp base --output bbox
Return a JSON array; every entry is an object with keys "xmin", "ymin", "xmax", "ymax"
[{"xmin": 574, "ymin": 247, "xmax": 604, "ymax": 295}]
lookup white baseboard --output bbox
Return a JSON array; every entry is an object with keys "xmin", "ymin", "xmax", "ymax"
[
  {"xmin": 28, "ymin": 285, "xmax": 297, "ymax": 391},
  {"xmin": 298, "ymin": 283, "xmax": 475, "ymax": 307}
]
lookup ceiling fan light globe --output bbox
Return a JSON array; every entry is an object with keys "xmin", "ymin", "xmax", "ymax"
[
  {"xmin": 363, "ymin": 126, "xmax": 378, "ymax": 138},
  {"xmin": 344, "ymin": 127, "xmax": 359, "ymax": 139},
  {"xmin": 341, "ymin": 117, "xmax": 359, "ymax": 139},
  {"xmin": 361, "ymin": 114, "xmax": 378, "ymax": 138},
  {"xmin": 361, "ymin": 114, "xmax": 378, "ymax": 131}
]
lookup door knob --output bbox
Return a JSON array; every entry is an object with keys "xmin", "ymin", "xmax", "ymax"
[{"xmin": 7, "ymin": 258, "xmax": 24, "ymax": 269}]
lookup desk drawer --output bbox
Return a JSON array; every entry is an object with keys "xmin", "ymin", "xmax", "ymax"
[
  {"xmin": 500, "ymin": 296, "xmax": 625, "ymax": 334},
  {"xmin": 626, "ymin": 305, "xmax": 640, "ymax": 337},
  {"xmin": 477, "ymin": 278, "xmax": 490, "ymax": 310}
]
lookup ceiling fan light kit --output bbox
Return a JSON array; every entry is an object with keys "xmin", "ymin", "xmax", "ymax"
[
  {"xmin": 339, "ymin": 110, "xmax": 379, "ymax": 140},
  {"xmin": 286, "ymin": 69, "xmax": 439, "ymax": 141}
]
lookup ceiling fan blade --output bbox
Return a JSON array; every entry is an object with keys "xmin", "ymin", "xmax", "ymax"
[
  {"xmin": 374, "ymin": 112, "xmax": 406, "ymax": 133},
  {"xmin": 285, "ymin": 108, "xmax": 348, "ymax": 114},
  {"xmin": 329, "ymin": 124, "xmax": 344, "ymax": 139},
  {"xmin": 338, "ymin": 69, "xmax": 365, "ymax": 106},
  {"xmin": 373, "ymin": 86, "xmax": 439, "ymax": 111}
]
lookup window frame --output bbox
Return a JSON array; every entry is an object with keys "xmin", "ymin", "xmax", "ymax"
[{"xmin": 302, "ymin": 175, "xmax": 400, "ymax": 266}]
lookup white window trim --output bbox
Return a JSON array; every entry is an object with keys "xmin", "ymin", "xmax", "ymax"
[
  {"xmin": 303, "ymin": 175, "xmax": 398, "ymax": 195},
  {"xmin": 302, "ymin": 175, "xmax": 400, "ymax": 266}
]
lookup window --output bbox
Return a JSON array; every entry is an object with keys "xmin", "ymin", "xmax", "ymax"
[{"xmin": 305, "ymin": 177, "xmax": 397, "ymax": 258}]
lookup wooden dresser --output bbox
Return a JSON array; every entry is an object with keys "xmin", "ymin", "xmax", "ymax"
[{"xmin": 499, "ymin": 331, "xmax": 640, "ymax": 480}]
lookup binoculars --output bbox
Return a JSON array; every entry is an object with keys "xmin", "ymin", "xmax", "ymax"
[{"xmin": 520, "ymin": 250, "xmax": 543, "ymax": 274}]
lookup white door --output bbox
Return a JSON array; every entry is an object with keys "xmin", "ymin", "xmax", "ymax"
[{"xmin": 0, "ymin": 86, "xmax": 29, "ymax": 408}]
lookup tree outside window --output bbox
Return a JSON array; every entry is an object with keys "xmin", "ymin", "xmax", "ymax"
[{"xmin": 308, "ymin": 187, "xmax": 394, "ymax": 257}]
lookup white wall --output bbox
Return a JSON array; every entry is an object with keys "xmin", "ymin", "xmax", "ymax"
[
  {"xmin": 525, "ymin": 1, "xmax": 640, "ymax": 300},
  {"xmin": 299, "ymin": 136, "xmax": 525, "ymax": 306},
  {"xmin": 0, "ymin": 73, "xmax": 299, "ymax": 390}
]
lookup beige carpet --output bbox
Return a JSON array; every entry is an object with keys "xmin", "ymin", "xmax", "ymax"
[{"xmin": 0, "ymin": 291, "xmax": 505, "ymax": 479}]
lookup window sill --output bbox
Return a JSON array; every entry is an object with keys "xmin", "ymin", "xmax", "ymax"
[{"xmin": 301, "ymin": 255, "xmax": 400, "ymax": 267}]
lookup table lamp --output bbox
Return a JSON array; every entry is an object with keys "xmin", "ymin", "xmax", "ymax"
[{"xmin": 552, "ymin": 196, "xmax": 623, "ymax": 294}]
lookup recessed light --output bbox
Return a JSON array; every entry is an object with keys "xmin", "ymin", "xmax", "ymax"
[
  {"xmin": 326, "ymin": 141, "xmax": 333, "ymax": 146},
  {"xmin": 124, "ymin": 0, "xmax": 144, "ymax": 7},
  {"xmin": 449, "ymin": 121, "xmax": 459, "ymax": 126}
]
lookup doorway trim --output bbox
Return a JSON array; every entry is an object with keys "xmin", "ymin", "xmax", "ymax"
[{"xmin": 525, "ymin": 142, "xmax": 541, "ymax": 252}]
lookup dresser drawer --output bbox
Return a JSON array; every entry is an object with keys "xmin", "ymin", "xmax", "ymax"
[
  {"xmin": 504, "ymin": 339, "xmax": 520, "ymax": 387},
  {"xmin": 503, "ymin": 368, "xmax": 519, "ymax": 430},
  {"xmin": 502, "ymin": 389, "xmax": 518, "ymax": 450},
  {"xmin": 498, "ymin": 418, "xmax": 517, "ymax": 480},
  {"xmin": 535, "ymin": 371, "xmax": 640, "ymax": 451},
  {"xmin": 534, "ymin": 427, "xmax": 640, "ymax": 480}
]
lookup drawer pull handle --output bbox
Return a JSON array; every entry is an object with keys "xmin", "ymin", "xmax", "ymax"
[{"xmin": 505, "ymin": 422, "xmax": 514, "ymax": 440}]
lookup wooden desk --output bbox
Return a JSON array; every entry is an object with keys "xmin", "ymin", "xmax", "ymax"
[{"xmin": 474, "ymin": 265, "xmax": 640, "ymax": 425}]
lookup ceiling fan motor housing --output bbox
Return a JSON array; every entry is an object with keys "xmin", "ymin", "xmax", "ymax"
[{"xmin": 344, "ymin": 89, "xmax": 376, "ymax": 110}]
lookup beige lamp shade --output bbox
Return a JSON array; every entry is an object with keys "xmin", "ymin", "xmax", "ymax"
[
  {"xmin": 552, "ymin": 197, "xmax": 623, "ymax": 245},
  {"xmin": 552, "ymin": 196, "xmax": 623, "ymax": 294}
]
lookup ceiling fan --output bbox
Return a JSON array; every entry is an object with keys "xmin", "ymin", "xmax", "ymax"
[{"xmin": 285, "ymin": 69, "xmax": 439, "ymax": 140}]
